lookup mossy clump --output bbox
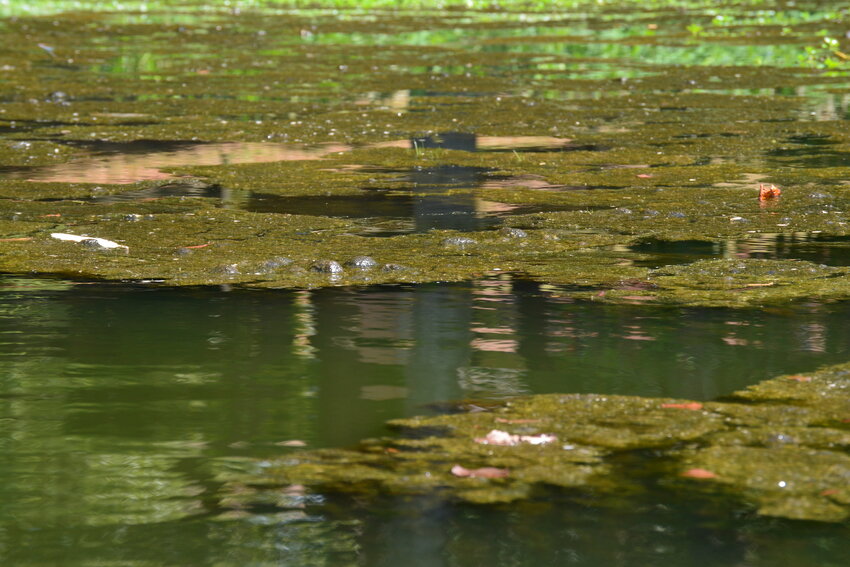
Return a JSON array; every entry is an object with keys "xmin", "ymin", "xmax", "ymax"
[{"xmin": 220, "ymin": 361, "xmax": 850, "ymax": 522}]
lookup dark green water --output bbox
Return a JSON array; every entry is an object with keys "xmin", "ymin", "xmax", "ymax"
[{"xmin": 1, "ymin": 275, "xmax": 850, "ymax": 565}]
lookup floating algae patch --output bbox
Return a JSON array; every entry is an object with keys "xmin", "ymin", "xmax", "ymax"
[
  {"xmin": 641, "ymin": 258, "xmax": 850, "ymax": 306},
  {"xmin": 1, "ymin": 1, "xmax": 850, "ymax": 301},
  {"xmin": 220, "ymin": 361, "xmax": 850, "ymax": 522},
  {"xmin": 0, "ymin": 196, "xmax": 633, "ymax": 287},
  {"xmin": 7, "ymin": 194, "xmax": 850, "ymax": 304}
]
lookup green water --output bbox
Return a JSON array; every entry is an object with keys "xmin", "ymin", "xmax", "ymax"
[
  {"xmin": 1, "ymin": 0, "xmax": 850, "ymax": 563},
  {"xmin": 1, "ymin": 277, "xmax": 850, "ymax": 564}
]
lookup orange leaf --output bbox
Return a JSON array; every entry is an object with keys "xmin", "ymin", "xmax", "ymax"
[
  {"xmin": 661, "ymin": 402, "xmax": 703, "ymax": 410},
  {"xmin": 0, "ymin": 237, "xmax": 32, "ymax": 242},
  {"xmin": 184, "ymin": 243, "xmax": 210, "ymax": 249},
  {"xmin": 821, "ymin": 488, "xmax": 840, "ymax": 496},
  {"xmin": 758, "ymin": 183, "xmax": 781, "ymax": 201},
  {"xmin": 681, "ymin": 468, "xmax": 717, "ymax": 479}
]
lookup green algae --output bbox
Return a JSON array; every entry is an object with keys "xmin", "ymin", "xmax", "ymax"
[
  {"xmin": 5, "ymin": 176, "xmax": 850, "ymax": 305},
  {"xmin": 220, "ymin": 360, "xmax": 850, "ymax": 522}
]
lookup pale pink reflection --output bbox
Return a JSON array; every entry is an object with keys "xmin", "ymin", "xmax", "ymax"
[
  {"xmin": 470, "ymin": 326, "xmax": 514, "ymax": 335},
  {"xmin": 620, "ymin": 324, "xmax": 656, "ymax": 342},
  {"xmin": 721, "ymin": 334, "xmax": 763, "ymax": 347},
  {"xmin": 26, "ymin": 142, "xmax": 352, "ymax": 184},
  {"xmin": 20, "ymin": 134, "xmax": 574, "ymax": 185},
  {"xmin": 470, "ymin": 338, "xmax": 519, "ymax": 353}
]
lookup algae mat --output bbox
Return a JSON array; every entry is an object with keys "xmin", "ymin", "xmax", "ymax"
[
  {"xmin": 220, "ymin": 361, "xmax": 850, "ymax": 522},
  {"xmin": 0, "ymin": 1, "xmax": 848, "ymax": 306}
]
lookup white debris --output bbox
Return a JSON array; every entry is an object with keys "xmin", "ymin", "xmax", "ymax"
[
  {"xmin": 50, "ymin": 232, "xmax": 129, "ymax": 252},
  {"xmin": 474, "ymin": 429, "xmax": 558, "ymax": 447}
]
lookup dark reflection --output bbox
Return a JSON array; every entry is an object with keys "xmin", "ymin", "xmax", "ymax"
[
  {"xmin": 767, "ymin": 134, "xmax": 850, "ymax": 168},
  {"xmin": 339, "ymin": 485, "xmax": 850, "ymax": 567},
  {"xmin": 82, "ymin": 167, "xmax": 570, "ymax": 235},
  {"xmin": 630, "ymin": 233, "xmax": 850, "ymax": 268}
]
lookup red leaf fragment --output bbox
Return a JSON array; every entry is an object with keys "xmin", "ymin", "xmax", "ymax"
[
  {"xmin": 636, "ymin": 174, "xmax": 653, "ymax": 178},
  {"xmin": 661, "ymin": 402, "xmax": 704, "ymax": 411},
  {"xmin": 821, "ymin": 488, "xmax": 840, "ymax": 496},
  {"xmin": 451, "ymin": 465, "xmax": 510, "ymax": 479},
  {"xmin": 184, "ymin": 243, "xmax": 211, "ymax": 249},
  {"xmin": 758, "ymin": 183, "xmax": 781, "ymax": 201},
  {"xmin": 682, "ymin": 468, "xmax": 717, "ymax": 479}
]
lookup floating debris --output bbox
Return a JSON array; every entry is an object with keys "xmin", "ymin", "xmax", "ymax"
[
  {"xmin": 50, "ymin": 232, "xmax": 128, "ymax": 252},
  {"xmin": 474, "ymin": 429, "xmax": 558, "ymax": 446},
  {"xmin": 758, "ymin": 183, "xmax": 782, "ymax": 201}
]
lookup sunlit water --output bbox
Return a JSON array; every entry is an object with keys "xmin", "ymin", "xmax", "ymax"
[{"xmin": 1, "ymin": 276, "xmax": 849, "ymax": 565}]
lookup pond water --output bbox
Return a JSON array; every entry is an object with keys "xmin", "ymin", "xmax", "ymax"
[
  {"xmin": 2, "ymin": 0, "xmax": 850, "ymax": 564},
  {"xmin": 630, "ymin": 233, "xmax": 850, "ymax": 267},
  {"xmin": 2, "ymin": 275, "xmax": 850, "ymax": 565}
]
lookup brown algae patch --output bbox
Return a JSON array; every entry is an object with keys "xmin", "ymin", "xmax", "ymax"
[{"xmin": 220, "ymin": 361, "xmax": 850, "ymax": 521}]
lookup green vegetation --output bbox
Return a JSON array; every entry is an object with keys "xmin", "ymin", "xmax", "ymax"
[{"xmin": 221, "ymin": 360, "xmax": 850, "ymax": 522}]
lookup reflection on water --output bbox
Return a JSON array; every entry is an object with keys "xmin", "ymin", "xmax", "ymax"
[
  {"xmin": 2, "ymin": 276, "xmax": 850, "ymax": 563},
  {"xmin": 8, "ymin": 133, "xmax": 575, "ymax": 184},
  {"xmin": 82, "ymin": 163, "xmax": 574, "ymax": 235},
  {"xmin": 630, "ymin": 232, "xmax": 850, "ymax": 268},
  {"xmin": 2, "ymin": 275, "xmax": 850, "ymax": 562}
]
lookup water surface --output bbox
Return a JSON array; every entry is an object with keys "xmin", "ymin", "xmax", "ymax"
[{"xmin": 1, "ymin": 276, "xmax": 850, "ymax": 564}]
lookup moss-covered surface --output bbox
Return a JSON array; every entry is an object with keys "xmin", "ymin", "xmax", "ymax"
[
  {"xmin": 4, "ymin": 189, "xmax": 850, "ymax": 304},
  {"xmin": 0, "ymin": 2, "xmax": 849, "ymax": 305},
  {"xmin": 220, "ymin": 361, "xmax": 850, "ymax": 522}
]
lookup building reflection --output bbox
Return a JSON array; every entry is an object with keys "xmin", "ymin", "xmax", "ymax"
[
  {"xmin": 302, "ymin": 274, "xmax": 850, "ymax": 435},
  {"xmin": 16, "ymin": 131, "xmax": 573, "ymax": 184}
]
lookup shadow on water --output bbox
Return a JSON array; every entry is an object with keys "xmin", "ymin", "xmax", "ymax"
[
  {"xmin": 629, "ymin": 233, "xmax": 850, "ymax": 267},
  {"xmin": 766, "ymin": 133, "xmax": 850, "ymax": 169},
  {"xmin": 71, "ymin": 163, "xmax": 580, "ymax": 236}
]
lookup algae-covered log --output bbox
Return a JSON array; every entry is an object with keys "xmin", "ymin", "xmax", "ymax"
[{"xmin": 220, "ymin": 361, "xmax": 850, "ymax": 522}]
